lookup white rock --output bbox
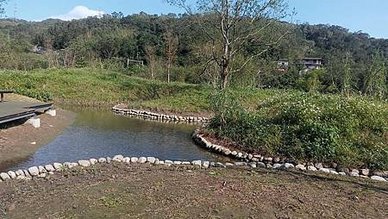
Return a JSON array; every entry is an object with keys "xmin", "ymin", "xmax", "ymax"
[
  {"xmin": 147, "ymin": 157, "xmax": 156, "ymax": 164},
  {"xmin": 203, "ymin": 161, "xmax": 210, "ymax": 168},
  {"xmin": 307, "ymin": 166, "xmax": 317, "ymax": 171},
  {"xmin": 272, "ymin": 163, "xmax": 282, "ymax": 169},
  {"xmin": 235, "ymin": 162, "xmax": 247, "ymax": 166},
  {"xmin": 319, "ymin": 168, "xmax": 331, "ymax": 173},
  {"xmin": 371, "ymin": 176, "xmax": 387, "ymax": 182},
  {"xmin": 249, "ymin": 163, "xmax": 257, "ymax": 168},
  {"xmin": 53, "ymin": 163, "xmax": 63, "ymax": 170},
  {"xmin": 90, "ymin": 158, "xmax": 98, "ymax": 165},
  {"xmin": 173, "ymin": 161, "xmax": 182, "ymax": 165},
  {"xmin": 192, "ymin": 160, "xmax": 202, "ymax": 167},
  {"xmin": 182, "ymin": 162, "xmax": 191, "ymax": 165},
  {"xmin": 158, "ymin": 161, "xmax": 165, "ymax": 165},
  {"xmin": 360, "ymin": 169, "xmax": 370, "ymax": 176},
  {"xmin": 1, "ymin": 173, "xmax": 11, "ymax": 181},
  {"xmin": 339, "ymin": 172, "xmax": 347, "ymax": 176},
  {"xmin": 71, "ymin": 163, "xmax": 79, "ymax": 168},
  {"xmin": 38, "ymin": 166, "xmax": 47, "ymax": 173},
  {"xmin": 257, "ymin": 162, "xmax": 266, "ymax": 168},
  {"xmin": 350, "ymin": 172, "xmax": 359, "ymax": 177},
  {"xmin": 225, "ymin": 163, "xmax": 234, "ymax": 167},
  {"xmin": 23, "ymin": 170, "xmax": 31, "ymax": 177},
  {"xmin": 165, "ymin": 160, "xmax": 173, "ymax": 165},
  {"xmin": 330, "ymin": 170, "xmax": 339, "ymax": 175},
  {"xmin": 78, "ymin": 160, "xmax": 91, "ymax": 167},
  {"xmin": 28, "ymin": 166, "xmax": 40, "ymax": 176},
  {"xmin": 215, "ymin": 162, "xmax": 226, "ymax": 168},
  {"xmin": 7, "ymin": 171, "xmax": 17, "ymax": 179},
  {"xmin": 138, "ymin": 157, "xmax": 147, "ymax": 164},
  {"xmin": 123, "ymin": 157, "xmax": 131, "ymax": 163},
  {"xmin": 296, "ymin": 164, "xmax": 306, "ymax": 170},
  {"xmin": 45, "ymin": 165, "xmax": 55, "ymax": 172},
  {"xmin": 38, "ymin": 173, "xmax": 47, "ymax": 178},
  {"xmin": 15, "ymin": 170, "xmax": 25, "ymax": 176},
  {"xmin": 113, "ymin": 155, "xmax": 124, "ymax": 162},
  {"xmin": 16, "ymin": 176, "xmax": 29, "ymax": 181},
  {"xmin": 130, "ymin": 157, "xmax": 139, "ymax": 163},
  {"xmin": 98, "ymin": 158, "xmax": 107, "ymax": 163},
  {"xmin": 284, "ymin": 163, "xmax": 295, "ymax": 169},
  {"xmin": 315, "ymin": 163, "xmax": 324, "ymax": 169}
]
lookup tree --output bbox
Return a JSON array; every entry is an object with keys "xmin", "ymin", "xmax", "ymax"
[
  {"xmin": 145, "ymin": 45, "xmax": 157, "ymax": 79},
  {"xmin": 167, "ymin": 0, "xmax": 290, "ymax": 89},
  {"xmin": 363, "ymin": 52, "xmax": 387, "ymax": 99},
  {"xmin": 163, "ymin": 30, "xmax": 178, "ymax": 83},
  {"xmin": 0, "ymin": 0, "xmax": 6, "ymax": 16}
]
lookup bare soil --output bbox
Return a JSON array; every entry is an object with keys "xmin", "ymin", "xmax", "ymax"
[
  {"xmin": 0, "ymin": 163, "xmax": 387, "ymax": 219},
  {"xmin": 0, "ymin": 102, "xmax": 75, "ymax": 170}
]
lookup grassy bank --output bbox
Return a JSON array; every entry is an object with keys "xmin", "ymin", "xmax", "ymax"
[
  {"xmin": 208, "ymin": 91, "xmax": 388, "ymax": 170},
  {"xmin": 0, "ymin": 68, "xmax": 278, "ymax": 114},
  {"xmin": 0, "ymin": 68, "xmax": 210, "ymax": 111}
]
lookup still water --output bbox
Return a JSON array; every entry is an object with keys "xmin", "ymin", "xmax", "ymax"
[{"xmin": 7, "ymin": 109, "xmax": 220, "ymax": 171}]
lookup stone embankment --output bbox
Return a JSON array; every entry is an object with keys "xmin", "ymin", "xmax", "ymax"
[
  {"xmin": 112, "ymin": 105, "xmax": 210, "ymax": 124},
  {"xmin": 1, "ymin": 153, "xmax": 387, "ymax": 183},
  {"xmin": 192, "ymin": 131, "xmax": 388, "ymax": 183}
]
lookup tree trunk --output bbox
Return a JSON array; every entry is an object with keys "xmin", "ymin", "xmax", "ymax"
[{"xmin": 167, "ymin": 62, "xmax": 171, "ymax": 83}]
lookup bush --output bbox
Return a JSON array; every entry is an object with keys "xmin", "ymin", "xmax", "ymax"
[{"xmin": 208, "ymin": 91, "xmax": 388, "ymax": 169}]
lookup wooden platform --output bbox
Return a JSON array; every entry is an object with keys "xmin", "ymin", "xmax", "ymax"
[{"xmin": 0, "ymin": 101, "xmax": 53, "ymax": 125}]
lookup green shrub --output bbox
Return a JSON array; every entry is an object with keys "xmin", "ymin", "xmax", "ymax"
[{"xmin": 208, "ymin": 92, "xmax": 388, "ymax": 169}]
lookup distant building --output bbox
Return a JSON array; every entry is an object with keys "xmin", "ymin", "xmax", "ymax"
[
  {"xmin": 276, "ymin": 57, "xmax": 323, "ymax": 73},
  {"xmin": 301, "ymin": 57, "xmax": 323, "ymax": 70},
  {"xmin": 32, "ymin": 45, "xmax": 45, "ymax": 54},
  {"xmin": 277, "ymin": 59, "xmax": 289, "ymax": 71}
]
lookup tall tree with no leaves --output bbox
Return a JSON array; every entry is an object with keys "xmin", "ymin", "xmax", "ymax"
[
  {"xmin": 164, "ymin": 30, "xmax": 179, "ymax": 83},
  {"xmin": 145, "ymin": 45, "xmax": 157, "ymax": 79},
  {"xmin": 167, "ymin": 0, "xmax": 290, "ymax": 89}
]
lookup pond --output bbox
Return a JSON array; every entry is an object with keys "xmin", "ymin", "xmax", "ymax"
[{"xmin": 6, "ymin": 109, "xmax": 222, "ymax": 171}]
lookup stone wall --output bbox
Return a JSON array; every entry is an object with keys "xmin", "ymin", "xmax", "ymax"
[
  {"xmin": 192, "ymin": 130, "xmax": 388, "ymax": 183},
  {"xmin": 1, "ymin": 153, "xmax": 387, "ymax": 183},
  {"xmin": 112, "ymin": 105, "xmax": 210, "ymax": 124}
]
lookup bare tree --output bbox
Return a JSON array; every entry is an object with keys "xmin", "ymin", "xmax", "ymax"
[
  {"xmin": 167, "ymin": 0, "xmax": 291, "ymax": 89},
  {"xmin": 145, "ymin": 45, "xmax": 157, "ymax": 79},
  {"xmin": 0, "ymin": 0, "xmax": 7, "ymax": 17},
  {"xmin": 164, "ymin": 30, "xmax": 179, "ymax": 83}
]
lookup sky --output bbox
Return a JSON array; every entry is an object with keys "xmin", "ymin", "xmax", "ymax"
[{"xmin": 2, "ymin": 0, "xmax": 388, "ymax": 39}]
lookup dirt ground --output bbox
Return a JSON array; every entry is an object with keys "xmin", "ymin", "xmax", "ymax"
[
  {"xmin": 0, "ymin": 163, "xmax": 387, "ymax": 219},
  {"xmin": 0, "ymin": 95, "xmax": 76, "ymax": 170}
]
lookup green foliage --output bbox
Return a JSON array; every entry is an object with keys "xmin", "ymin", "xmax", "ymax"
[
  {"xmin": 297, "ymin": 69, "xmax": 326, "ymax": 92},
  {"xmin": 208, "ymin": 92, "xmax": 388, "ymax": 169},
  {"xmin": 0, "ymin": 68, "xmax": 211, "ymax": 110}
]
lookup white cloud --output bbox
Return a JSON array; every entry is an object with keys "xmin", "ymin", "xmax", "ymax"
[{"xmin": 49, "ymin": 6, "xmax": 105, "ymax": 21}]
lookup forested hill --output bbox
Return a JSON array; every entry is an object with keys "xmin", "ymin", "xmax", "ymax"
[{"xmin": 0, "ymin": 13, "xmax": 387, "ymax": 96}]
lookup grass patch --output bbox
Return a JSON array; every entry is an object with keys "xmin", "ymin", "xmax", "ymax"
[
  {"xmin": 208, "ymin": 91, "xmax": 388, "ymax": 170},
  {"xmin": 0, "ymin": 68, "xmax": 211, "ymax": 112}
]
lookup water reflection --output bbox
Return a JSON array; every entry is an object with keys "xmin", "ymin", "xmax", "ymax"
[{"xmin": 7, "ymin": 109, "xmax": 220, "ymax": 171}]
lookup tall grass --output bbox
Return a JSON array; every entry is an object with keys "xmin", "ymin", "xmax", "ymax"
[{"xmin": 208, "ymin": 91, "xmax": 388, "ymax": 170}]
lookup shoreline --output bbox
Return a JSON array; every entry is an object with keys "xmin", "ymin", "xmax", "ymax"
[{"xmin": 0, "ymin": 108, "xmax": 76, "ymax": 171}]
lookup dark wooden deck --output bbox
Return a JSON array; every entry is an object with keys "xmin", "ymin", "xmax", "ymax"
[{"xmin": 0, "ymin": 101, "xmax": 53, "ymax": 125}]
